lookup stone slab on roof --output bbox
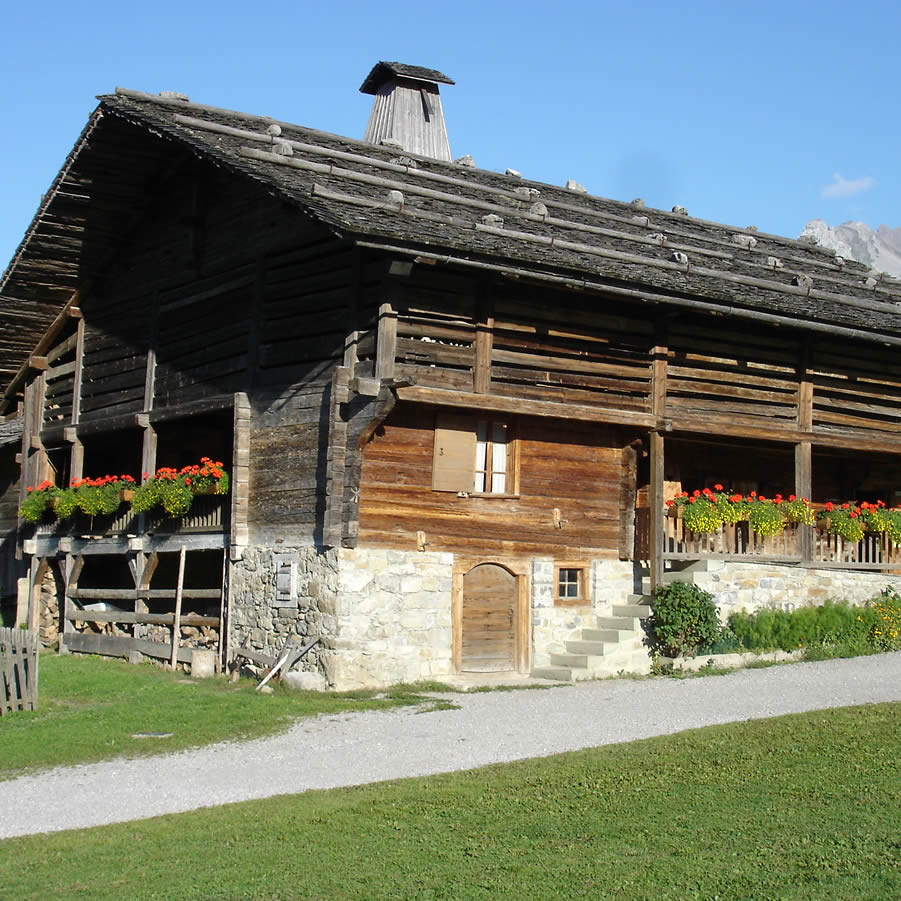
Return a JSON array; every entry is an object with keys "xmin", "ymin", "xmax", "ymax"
[{"xmin": 96, "ymin": 89, "xmax": 901, "ymax": 340}]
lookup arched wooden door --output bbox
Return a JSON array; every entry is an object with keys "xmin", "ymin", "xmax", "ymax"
[{"xmin": 460, "ymin": 563, "xmax": 517, "ymax": 672}]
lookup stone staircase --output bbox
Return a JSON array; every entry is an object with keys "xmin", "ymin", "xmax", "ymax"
[
  {"xmin": 530, "ymin": 595, "xmax": 654, "ymax": 681},
  {"xmin": 530, "ymin": 562, "xmax": 713, "ymax": 682}
]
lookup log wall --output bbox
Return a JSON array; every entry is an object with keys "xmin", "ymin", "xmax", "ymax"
[{"xmin": 357, "ymin": 403, "xmax": 631, "ymax": 558}]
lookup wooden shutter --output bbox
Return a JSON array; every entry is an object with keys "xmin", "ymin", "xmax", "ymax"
[{"xmin": 432, "ymin": 413, "xmax": 476, "ymax": 492}]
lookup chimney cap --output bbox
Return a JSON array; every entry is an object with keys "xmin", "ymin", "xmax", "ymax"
[{"xmin": 360, "ymin": 61, "xmax": 455, "ymax": 95}]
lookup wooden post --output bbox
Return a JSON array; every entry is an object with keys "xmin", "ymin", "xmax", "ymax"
[
  {"xmin": 619, "ymin": 441, "xmax": 640, "ymax": 560},
  {"xmin": 473, "ymin": 290, "xmax": 493, "ymax": 394},
  {"xmin": 170, "ymin": 547, "xmax": 186, "ymax": 669},
  {"xmin": 61, "ymin": 554, "xmax": 84, "ymax": 655},
  {"xmin": 375, "ymin": 302, "xmax": 397, "ymax": 381},
  {"xmin": 797, "ymin": 339, "xmax": 813, "ymax": 432},
  {"xmin": 26, "ymin": 557, "xmax": 49, "ymax": 635},
  {"xmin": 69, "ymin": 437, "xmax": 84, "ymax": 482},
  {"xmin": 795, "ymin": 441, "xmax": 813, "ymax": 564},
  {"xmin": 344, "ymin": 245, "xmax": 361, "ymax": 370},
  {"xmin": 140, "ymin": 424, "xmax": 157, "ymax": 482},
  {"xmin": 144, "ymin": 290, "xmax": 158, "ymax": 412},
  {"xmin": 651, "ymin": 319, "xmax": 668, "ymax": 421},
  {"xmin": 649, "ymin": 430, "xmax": 665, "ymax": 593}
]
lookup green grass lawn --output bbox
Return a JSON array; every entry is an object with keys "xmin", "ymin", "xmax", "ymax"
[
  {"xmin": 1, "ymin": 702, "xmax": 899, "ymax": 900},
  {"xmin": 0, "ymin": 653, "xmax": 452, "ymax": 778}
]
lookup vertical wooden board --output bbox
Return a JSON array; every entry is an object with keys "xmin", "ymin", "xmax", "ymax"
[
  {"xmin": 461, "ymin": 563, "xmax": 516, "ymax": 672},
  {"xmin": 649, "ymin": 431, "xmax": 664, "ymax": 591},
  {"xmin": 432, "ymin": 413, "xmax": 476, "ymax": 492}
]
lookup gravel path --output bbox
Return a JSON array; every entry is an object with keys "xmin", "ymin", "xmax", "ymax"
[{"xmin": 2, "ymin": 653, "xmax": 900, "ymax": 839}]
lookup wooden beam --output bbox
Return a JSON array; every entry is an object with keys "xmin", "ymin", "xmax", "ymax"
[
  {"xmin": 28, "ymin": 356, "xmax": 49, "ymax": 372},
  {"xmin": 375, "ymin": 302, "xmax": 397, "ymax": 381},
  {"xmin": 3, "ymin": 291, "xmax": 81, "ymax": 408},
  {"xmin": 669, "ymin": 415, "xmax": 901, "ymax": 455},
  {"xmin": 71, "ymin": 317, "xmax": 84, "ymax": 425},
  {"xmin": 648, "ymin": 430, "xmax": 665, "ymax": 593},
  {"xmin": 395, "ymin": 385, "xmax": 658, "ymax": 429}
]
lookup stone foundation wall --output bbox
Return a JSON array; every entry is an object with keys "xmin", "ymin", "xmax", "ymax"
[
  {"xmin": 229, "ymin": 545, "xmax": 338, "ymax": 680},
  {"xmin": 530, "ymin": 558, "xmax": 635, "ymax": 666},
  {"xmin": 688, "ymin": 560, "xmax": 901, "ymax": 616},
  {"xmin": 327, "ymin": 547, "xmax": 454, "ymax": 689}
]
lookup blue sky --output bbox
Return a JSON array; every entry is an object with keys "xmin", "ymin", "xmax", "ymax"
[{"xmin": 1, "ymin": 0, "xmax": 898, "ymax": 267}]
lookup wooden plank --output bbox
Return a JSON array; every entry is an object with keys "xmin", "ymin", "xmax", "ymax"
[
  {"xmin": 649, "ymin": 431, "xmax": 664, "ymax": 592},
  {"xmin": 395, "ymin": 386, "xmax": 657, "ymax": 428},
  {"xmin": 170, "ymin": 546, "xmax": 187, "ymax": 669},
  {"xmin": 46, "ymin": 360, "xmax": 77, "ymax": 381},
  {"xmin": 62, "ymin": 632, "xmax": 195, "ymax": 664},
  {"xmin": 66, "ymin": 610, "xmax": 219, "ymax": 626},
  {"xmin": 46, "ymin": 332, "xmax": 79, "ymax": 364},
  {"xmin": 68, "ymin": 588, "xmax": 221, "ymax": 600}
]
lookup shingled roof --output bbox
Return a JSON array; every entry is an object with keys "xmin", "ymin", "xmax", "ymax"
[{"xmin": 4, "ymin": 85, "xmax": 901, "ymax": 402}]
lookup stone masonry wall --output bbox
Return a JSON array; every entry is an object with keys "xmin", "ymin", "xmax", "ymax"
[
  {"xmin": 229, "ymin": 545, "xmax": 339, "ymax": 683},
  {"xmin": 688, "ymin": 559, "xmax": 901, "ymax": 617},
  {"xmin": 327, "ymin": 547, "xmax": 454, "ymax": 689},
  {"xmin": 531, "ymin": 558, "xmax": 634, "ymax": 667}
]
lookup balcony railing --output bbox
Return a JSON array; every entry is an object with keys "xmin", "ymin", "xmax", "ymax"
[
  {"xmin": 34, "ymin": 495, "xmax": 228, "ymax": 538},
  {"xmin": 636, "ymin": 507, "xmax": 901, "ymax": 571}
]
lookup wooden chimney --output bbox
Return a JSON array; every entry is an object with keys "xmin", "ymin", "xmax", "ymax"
[{"xmin": 360, "ymin": 61, "xmax": 454, "ymax": 161}]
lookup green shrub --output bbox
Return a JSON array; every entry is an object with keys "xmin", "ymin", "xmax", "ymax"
[
  {"xmin": 728, "ymin": 600, "xmax": 879, "ymax": 653},
  {"xmin": 649, "ymin": 581, "xmax": 721, "ymax": 658},
  {"xmin": 870, "ymin": 588, "xmax": 901, "ymax": 652}
]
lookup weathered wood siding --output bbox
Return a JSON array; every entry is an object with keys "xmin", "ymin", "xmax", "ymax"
[
  {"xmin": 0, "ymin": 447, "xmax": 22, "ymax": 602},
  {"xmin": 358, "ymin": 403, "xmax": 629, "ymax": 558},
  {"xmin": 46, "ymin": 162, "xmax": 349, "ymax": 429},
  {"xmin": 246, "ymin": 383, "xmax": 333, "ymax": 545}
]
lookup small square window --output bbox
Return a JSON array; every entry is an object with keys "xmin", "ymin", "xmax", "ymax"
[{"xmin": 554, "ymin": 564, "xmax": 588, "ymax": 605}]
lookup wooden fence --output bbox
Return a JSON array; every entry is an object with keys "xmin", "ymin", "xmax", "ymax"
[
  {"xmin": 635, "ymin": 507, "xmax": 901, "ymax": 571},
  {"xmin": 1, "ymin": 627, "xmax": 39, "ymax": 715}
]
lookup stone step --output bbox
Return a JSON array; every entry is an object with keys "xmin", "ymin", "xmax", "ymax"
[
  {"xmin": 550, "ymin": 652, "xmax": 591, "ymax": 668},
  {"xmin": 581, "ymin": 628, "xmax": 627, "ymax": 642},
  {"xmin": 595, "ymin": 615, "xmax": 639, "ymax": 631},
  {"xmin": 612, "ymin": 603, "xmax": 652, "ymax": 618},
  {"xmin": 565, "ymin": 639, "xmax": 610, "ymax": 655},
  {"xmin": 531, "ymin": 665, "xmax": 576, "ymax": 682},
  {"xmin": 627, "ymin": 593, "xmax": 653, "ymax": 605}
]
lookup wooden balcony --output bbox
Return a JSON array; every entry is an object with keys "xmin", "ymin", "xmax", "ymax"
[
  {"xmin": 30, "ymin": 496, "xmax": 229, "ymax": 556},
  {"xmin": 636, "ymin": 507, "xmax": 901, "ymax": 572}
]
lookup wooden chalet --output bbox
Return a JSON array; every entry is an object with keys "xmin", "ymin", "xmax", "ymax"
[{"xmin": 3, "ymin": 62, "xmax": 901, "ymax": 686}]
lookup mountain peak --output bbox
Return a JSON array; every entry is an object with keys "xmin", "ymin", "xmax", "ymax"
[{"xmin": 800, "ymin": 219, "xmax": 901, "ymax": 277}]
